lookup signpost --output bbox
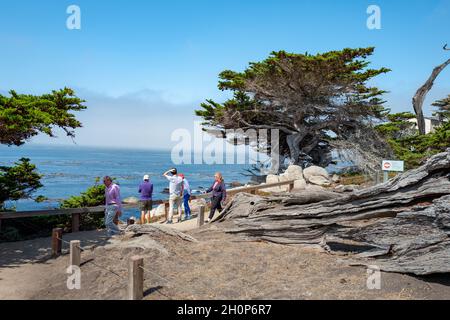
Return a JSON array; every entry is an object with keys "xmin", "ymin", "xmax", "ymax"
[{"xmin": 382, "ymin": 160, "xmax": 405, "ymax": 183}]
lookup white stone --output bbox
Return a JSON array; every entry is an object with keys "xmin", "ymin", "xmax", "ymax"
[
  {"xmin": 278, "ymin": 173, "xmax": 290, "ymax": 192},
  {"xmin": 293, "ymin": 179, "xmax": 307, "ymax": 190},
  {"xmin": 285, "ymin": 165, "xmax": 304, "ymax": 181},
  {"xmin": 266, "ymin": 174, "xmax": 280, "ymax": 184},
  {"xmin": 265, "ymin": 174, "xmax": 283, "ymax": 193},
  {"xmin": 303, "ymin": 166, "xmax": 330, "ymax": 180},
  {"xmin": 308, "ymin": 175, "xmax": 332, "ymax": 187}
]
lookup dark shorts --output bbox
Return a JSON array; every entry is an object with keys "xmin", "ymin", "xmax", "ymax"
[{"xmin": 139, "ymin": 200, "xmax": 153, "ymax": 211}]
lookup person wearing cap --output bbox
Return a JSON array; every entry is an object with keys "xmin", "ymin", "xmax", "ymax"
[
  {"xmin": 138, "ymin": 174, "xmax": 154, "ymax": 224},
  {"xmin": 179, "ymin": 174, "xmax": 192, "ymax": 220},
  {"xmin": 163, "ymin": 168, "xmax": 184, "ymax": 224}
]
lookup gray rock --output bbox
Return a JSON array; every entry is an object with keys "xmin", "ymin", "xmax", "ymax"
[
  {"xmin": 308, "ymin": 175, "xmax": 331, "ymax": 187},
  {"xmin": 123, "ymin": 197, "xmax": 139, "ymax": 204}
]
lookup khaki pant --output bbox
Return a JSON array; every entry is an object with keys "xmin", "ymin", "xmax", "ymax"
[{"xmin": 168, "ymin": 194, "xmax": 182, "ymax": 222}]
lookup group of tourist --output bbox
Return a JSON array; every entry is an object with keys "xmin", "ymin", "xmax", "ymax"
[{"xmin": 102, "ymin": 169, "xmax": 227, "ymax": 236}]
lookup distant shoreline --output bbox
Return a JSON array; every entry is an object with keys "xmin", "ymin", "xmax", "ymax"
[{"xmin": 0, "ymin": 143, "xmax": 173, "ymax": 153}]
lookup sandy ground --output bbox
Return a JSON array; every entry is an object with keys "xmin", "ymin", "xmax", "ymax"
[{"xmin": 1, "ymin": 216, "xmax": 450, "ymax": 300}]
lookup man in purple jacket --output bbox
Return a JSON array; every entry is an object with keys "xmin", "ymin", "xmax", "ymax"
[{"xmin": 139, "ymin": 175, "xmax": 154, "ymax": 224}]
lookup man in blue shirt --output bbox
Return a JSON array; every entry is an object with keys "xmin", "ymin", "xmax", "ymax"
[
  {"xmin": 179, "ymin": 174, "xmax": 192, "ymax": 220},
  {"xmin": 139, "ymin": 175, "xmax": 154, "ymax": 224}
]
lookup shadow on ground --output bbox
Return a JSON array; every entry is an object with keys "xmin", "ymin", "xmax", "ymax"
[{"xmin": 0, "ymin": 230, "xmax": 111, "ymax": 268}]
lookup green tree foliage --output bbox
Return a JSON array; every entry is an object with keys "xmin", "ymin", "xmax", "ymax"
[
  {"xmin": 0, "ymin": 87, "xmax": 86, "ymax": 146},
  {"xmin": 0, "ymin": 87, "xmax": 85, "ymax": 209},
  {"xmin": 60, "ymin": 178, "xmax": 106, "ymax": 209},
  {"xmin": 0, "ymin": 88, "xmax": 86, "ymax": 241},
  {"xmin": 196, "ymin": 47, "xmax": 391, "ymax": 171},
  {"xmin": 377, "ymin": 110, "xmax": 450, "ymax": 169},
  {"xmin": 432, "ymin": 95, "xmax": 450, "ymax": 121},
  {"xmin": 0, "ymin": 158, "xmax": 43, "ymax": 210}
]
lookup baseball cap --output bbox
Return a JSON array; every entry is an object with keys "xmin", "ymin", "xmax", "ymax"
[{"xmin": 143, "ymin": 175, "xmax": 150, "ymax": 181}]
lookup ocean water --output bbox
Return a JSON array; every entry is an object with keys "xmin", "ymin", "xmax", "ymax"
[{"xmin": 0, "ymin": 145, "xmax": 255, "ymax": 220}]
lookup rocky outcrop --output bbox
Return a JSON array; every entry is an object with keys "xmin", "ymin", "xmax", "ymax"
[
  {"xmin": 216, "ymin": 150, "xmax": 450, "ymax": 275},
  {"xmin": 123, "ymin": 197, "xmax": 139, "ymax": 204},
  {"xmin": 125, "ymin": 224, "xmax": 198, "ymax": 242},
  {"xmin": 264, "ymin": 164, "xmax": 330, "ymax": 192},
  {"xmin": 150, "ymin": 204, "xmax": 166, "ymax": 219}
]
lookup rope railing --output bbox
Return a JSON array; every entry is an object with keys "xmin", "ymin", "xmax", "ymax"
[
  {"xmin": 55, "ymin": 232, "xmax": 129, "ymax": 282},
  {"xmin": 53, "ymin": 230, "xmax": 184, "ymax": 300}
]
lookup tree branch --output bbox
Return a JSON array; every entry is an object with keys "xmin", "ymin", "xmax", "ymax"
[{"xmin": 412, "ymin": 58, "xmax": 450, "ymax": 135}]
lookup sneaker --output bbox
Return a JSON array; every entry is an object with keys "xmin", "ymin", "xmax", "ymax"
[
  {"xmin": 205, "ymin": 218, "xmax": 211, "ymax": 223},
  {"xmin": 166, "ymin": 220, "xmax": 173, "ymax": 224}
]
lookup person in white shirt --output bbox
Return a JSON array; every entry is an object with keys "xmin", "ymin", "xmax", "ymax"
[{"xmin": 163, "ymin": 168, "xmax": 183, "ymax": 224}]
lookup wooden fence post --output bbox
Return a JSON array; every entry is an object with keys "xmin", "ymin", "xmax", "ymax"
[
  {"xmin": 70, "ymin": 240, "xmax": 81, "ymax": 267},
  {"xmin": 52, "ymin": 228, "xmax": 63, "ymax": 257},
  {"xmin": 72, "ymin": 213, "xmax": 80, "ymax": 233},
  {"xmin": 128, "ymin": 256, "xmax": 144, "ymax": 300},
  {"xmin": 197, "ymin": 206, "xmax": 205, "ymax": 228}
]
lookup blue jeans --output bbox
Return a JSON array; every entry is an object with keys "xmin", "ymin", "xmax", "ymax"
[
  {"xmin": 183, "ymin": 193, "xmax": 191, "ymax": 217},
  {"xmin": 105, "ymin": 205, "xmax": 120, "ymax": 236}
]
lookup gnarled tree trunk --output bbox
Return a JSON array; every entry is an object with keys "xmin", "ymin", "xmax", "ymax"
[
  {"xmin": 413, "ymin": 58, "xmax": 450, "ymax": 135},
  {"xmin": 215, "ymin": 150, "xmax": 450, "ymax": 275}
]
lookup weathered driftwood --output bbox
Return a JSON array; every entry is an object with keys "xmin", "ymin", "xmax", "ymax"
[{"xmin": 215, "ymin": 150, "xmax": 450, "ymax": 275}]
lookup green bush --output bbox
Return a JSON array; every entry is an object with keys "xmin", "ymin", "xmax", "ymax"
[
  {"xmin": 60, "ymin": 178, "xmax": 107, "ymax": 231},
  {"xmin": 377, "ymin": 112, "xmax": 450, "ymax": 169}
]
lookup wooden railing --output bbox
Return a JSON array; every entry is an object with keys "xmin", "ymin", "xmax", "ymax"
[{"xmin": 0, "ymin": 179, "xmax": 296, "ymax": 232}]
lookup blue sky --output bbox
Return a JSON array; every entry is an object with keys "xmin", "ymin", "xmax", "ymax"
[{"xmin": 1, "ymin": 0, "xmax": 450, "ymax": 149}]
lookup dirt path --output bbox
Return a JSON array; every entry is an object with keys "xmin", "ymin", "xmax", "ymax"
[
  {"xmin": 0, "ymin": 230, "xmax": 110, "ymax": 299},
  {"xmin": 1, "ymin": 223, "xmax": 450, "ymax": 300}
]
